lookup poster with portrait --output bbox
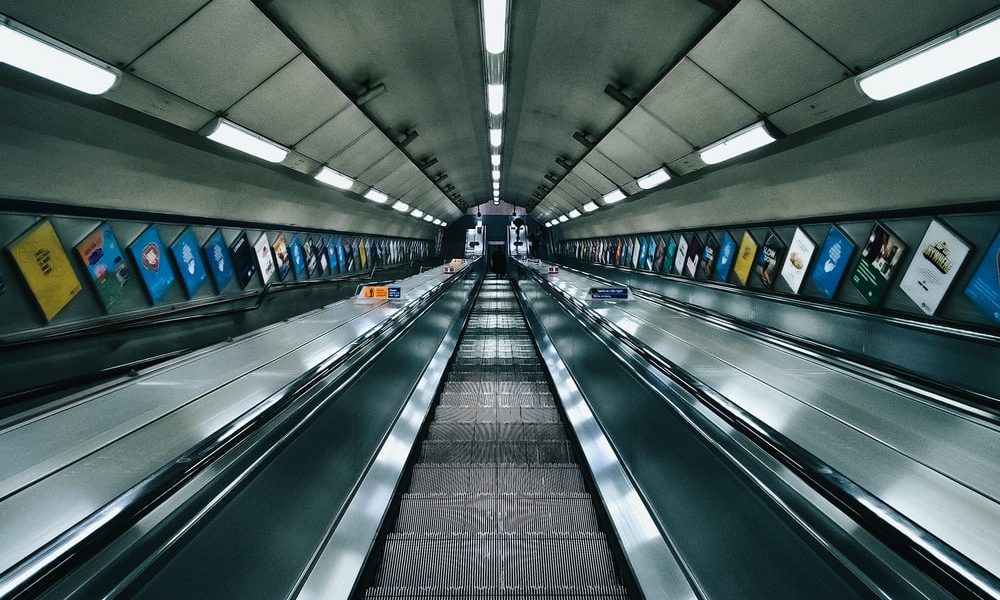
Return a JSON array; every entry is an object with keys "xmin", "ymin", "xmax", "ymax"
[
  {"xmin": 684, "ymin": 235, "xmax": 703, "ymax": 278},
  {"xmin": 714, "ymin": 233, "xmax": 737, "ymax": 283},
  {"xmin": 699, "ymin": 234, "xmax": 719, "ymax": 280},
  {"xmin": 289, "ymin": 236, "xmax": 306, "ymax": 279},
  {"xmin": 272, "ymin": 234, "xmax": 291, "ymax": 281},
  {"xmin": 964, "ymin": 231, "xmax": 1000, "ymax": 325},
  {"xmin": 230, "ymin": 232, "xmax": 257, "ymax": 290},
  {"xmin": 732, "ymin": 232, "xmax": 757, "ymax": 286},
  {"xmin": 170, "ymin": 229, "xmax": 207, "ymax": 298},
  {"xmin": 754, "ymin": 231, "xmax": 786, "ymax": 289},
  {"xmin": 75, "ymin": 222, "xmax": 130, "ymax": 312},
  {"xmin": 202, "ymin": 230, "xmax": 234, "ymax": 292},
  {"xmin": 9, "ymin": 219, "xmax": 82, "ymax": 320},
  {"xmin": 898, "ymin": 220, "xmax": 971, "ymax": 315},
  {"xmin": 253, "ymin": 233, "xmax": 276, "ymax": 285},
  {"xmin": 779, "ymin": 228, "xmax": 817, "ymax": 294},
  {"xmin": 128, "ymin": 225, "xmax": 176, "ymax": 305},
  {"xmin": 811, "ymin": 226, "xmax": 856, "ymax": 300},
  {"xmin": 850, "ymin": 223, "xmax": 907, "ymax": 306}
]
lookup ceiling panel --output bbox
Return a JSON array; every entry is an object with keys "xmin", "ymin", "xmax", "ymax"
[
  {"xmin": 616, "ymin": 109, "xmax": 692, "ymax": 169},
  {"xmin": 594, "ymin": 129, "xmax": 659, "ymax": 178},
  {"xmin": 0, "ymin": 0, "xmax": 204, "ymax": 65},
  {"xmin": 104, "ymin": 73, "xmax": 215, "ymax": 131},
  {"xmin": 583, "ymin": 151, "xmax": 634, "ymax": 187},
  {"xmin": 359, "ymin": 149, "xmax": 408, "ymax": 187},
  {"xmin": 765, "ymin": 0, "xmax": 996, "ymax": 71},
  {"xmin": 373, "ymin": 158, "xmax": 421, "ymax": 197},
  {"xmin": 641, "ymin": 58, "xmax": 758, "ymax": 147},
  {"xmin": 563, "ymin": 173, "xmax": 599, "ymax": 201},
  {"xmin": 226, "ymin": 54, "xmax": 350, "ymax": 146},
  {"xmin": 130, "ymin": 0, "xmax": 298, "ymax": 111},
  {"xmin": 295, "ymin": 106, "xmax": 373, "ymax": 164},
  {"xmin": 328, "ymin": 129, "xmax": 395, "ymax": 181},
  {"xmin": 573, "ymin": 160, "xmax": 618, "ymax": 195},
  {"xmin": 769, "ymin": 78, "xmax": 871, "ymax": 135},
  {"xmin": 688, "ymin": 0, "xmax": 847, "ymax": 114}
]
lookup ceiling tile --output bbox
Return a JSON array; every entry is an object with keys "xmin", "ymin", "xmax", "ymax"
[
  {"xmin": 296, "ymin": 105, "xmax": 373, "ymax": 164},
  {"xmin": 329, "ymin": 129, "xmax": 396, "ymax": 183},
  {"xmin": 593, "ymin": 129, "xmax": 659, "ymax": 178},
  {"xmin": 583, "ymin": 152, "xmax": 634, "ymax": 187},
  {"xmin": 104, "ymin": 73, "xmax": 214, "ymax": 131},
  {"xmin": 769, "ymin": 78, "xmax": 872, "ymax": 135},
  {"xmin": 371, "ymin": 156, "xmax": 419, "ymax": 196},
  {"xmin": 572, "ymin": 161, "xmax": 618, "ymax": 195},
  {"xmin": 358, "ymin": 149, "xmax": 408, "ymax": 187},
  {"xmin": 617, "ymin": 109, "xmax": 693, "ymax": 166},
  {"xmin": 130, "ymin": 0, "xmax": 298, "ymax": 111}
]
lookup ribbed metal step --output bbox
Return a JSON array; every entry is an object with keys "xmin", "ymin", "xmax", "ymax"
[
  {"xmin": 426, "ymin": 422, "xmax": 567, "ymax": 442},
  {"xmin": 396, "ymin": 494, "xmax": 602, "ymax": 534},
  {"xmin": 437, "ymin": 392, "xmax": 554, "ymax": 408},
  {"xmin": 419, "ymin": 441, "xmax": 575, "ymax": 464},
  {"xmin": 409, "ymin": 465, "xmax": 587, "ymax": 495},
  {"xmin": 365, "ymin": 588, "xmax": 629, "ymax": 599},
  {"xmin": 432, "ymin": 406, "xmax": 561, "ymax": 423}
]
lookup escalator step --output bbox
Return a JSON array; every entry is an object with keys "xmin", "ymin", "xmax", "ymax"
[
  {"xmin": 433, "ymin": 406, "xmax": 561, "ymax": 423},
  {"xmin": 427, "ymin": 422, "xmax": 567, "ymax": 442},
  {"xmin": 437, "ymin": 392, "xmax": 555, "ymax": 408},
  {"xmin": 418, "ymin": 441, "xmax": 575, "ymax": 464},
  {"xmin": 409, "ymin": 465, "xmax": 587, "ymax": 494},
  {"xmin": 364, "ymin": 586, "xmax": 629, "ymax": 599},
  {"xmin": 396, "ymin": 494, "xmax": 602, "ymax": 534}
]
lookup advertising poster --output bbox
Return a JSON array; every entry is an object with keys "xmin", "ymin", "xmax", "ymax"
[
  {"xmin": 653, "ymin": 237, "xmax": 666, "ymax": 272},
  {"xmin": 75, "ymin": 222, "xmax": 130, "ymax": 312},
  {"xmin": 337, "ymin": 241, "xmax": 347, "ymax": 273},
  {"xmin": 230, "ymin": 231, "xmax": 257, "ymax": 289},
  {"xmin": 673, "ymin": 236, "xmax": 689, "ymax": 275},
  {"xmin": 899, "ymin": 220, "xmax": 971, "ymax": 315},
  {"xmin": 170, "ymin": 229, "xmax": 207, "ymax": 298},
  {"xmin": 314, "ymin": 238, "xmax": 329, "ymax": 275},
  {"xmin": 850, "ymin": 223, "xmax": 907, "ymax": 306},
  {"xmin": 684, "ymin": 236, "xmax": 702, "ymax": 278},
  {"xmin": 614, "ymin": 239, "xmax": 623, "ymax": 265},
  {"xmin": 203, "ymin": 230, "xmax": 234, "ymax": 292},
  {"xmin": 9, "ymin": 219, "xmax": 82, "ymax": 320},
  {"xmin": 253, "ymin": 233, "xmax": 276, "ymax": 285},
  {"xmin": 272, "ymin": 235, "xmax": 291, "ymax": 281},
  {"xmin": 128, "ymin": 226, "xmax": 176, "ymax": 305},
  {"xmin": 699, "ymin": 234, "xmax": 718, "ymax": 280},
  {"xmin": 289, "ymin": 236, "xmax": 306, "ymax": 279},
  {"xmin": 964, "ymin": 231, "xmax": 1000, "ymax": 325},
  {"xmin": 359, "ymin": 239, "xmax": 368, "ymax": 270},
  {"xmin": 754, "ymin": 231, "xmax": 787, "ymax": 289},
  {"xmin": 811, "ymin": 226, "xmax": 856, "ymax": 299},
  {"xmin": 637, "ymin": 237, "xmax": 648, "ymax": 270},
  {"xmin": 779, "ymin": 227, "xmax": 817, "ymax": 294},
  {"xmin": 664, "ymin": 237, "xmax": 678, "ymax": 275},
  {"xmin": 303, "ymin": 238, "xmax": 318, "ymax": 276},
  {"xmin": 732, "ymin": 232, "xmax": 757, "ymax": 286},
  {"xmin": 345, "ymin": 240, "xmax": 356, "ymax": 272},
  {"xmin": 714, "ymin": 233, "xmax": 737, "ymax": 283},
  {"xmin": 326, "ymin": 239, "xmax": 340, "ymax": 275}
]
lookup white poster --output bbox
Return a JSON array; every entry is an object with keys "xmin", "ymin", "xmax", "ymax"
[
  {"xmin": 780, "ymin": 228, "xmax": 817, "ymax": 294},
  {"xmin": 898, "ymin": 220, "xmax": 971, "ymax": 315},
  {"xmin": 674, "ymin": 236, "xmax": 688, "ymax": 275},
  {"xmin": 254, "ymin": 233, "xmax": 276, "ymax": 284}
]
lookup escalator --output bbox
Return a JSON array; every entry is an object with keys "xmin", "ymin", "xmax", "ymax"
[{"xmin": 360, "ymin": 278, "xmax": 631, "ymax": 598}]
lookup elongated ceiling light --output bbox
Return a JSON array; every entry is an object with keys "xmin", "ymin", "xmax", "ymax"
[
  {"xmin": 492, "ymin": 170, "xmax": 501, "ymax": 180},
  {"xmin": 423, "ymin": 214, "xmax": 434, "ymax": 222},
  {"xmin": 602, "ymin": 188, "xmax": 626, "ymax": 204},
  {"xmin": 493, "ymin": 198, "xmax": 500, "ymax": 205},
  {"xmin": 699, "ymin": 122, "xmax": 776, "ymax": 165},
  {"xmin": 857, "ymin": 11, "xmax": 1000, "ymax": 101},
  {"xmin": 545, "ymin": 221, "xmax": 553, "ymax": 228},
  {"xmin": 482, "ymin": 0, "xmax": 507, "ymax": 54},
  {"xmin": 568, "ymin": 209, "xmax": 581, "ymax": 219},
  {"xmin": 487, "ymin": 83, "xmax": 504, "ymax": 115},
  {"xmin": 392, "ymin": 201, "xmax": 410, "ymax": 212},
  {"xmin": 0, "ymin": 16, "xmax": 120, "ymax": 95},
  {"xmin": 583, "ymin": 201, "xmax": 599, "ymax": 212},
  {"xmin": 204, "ymin": 118, "xmax": 288, "ymax": 163},
  {"xmin": 364, "ymin": 188, "xmax": 388, "ymax": 204},
  {"xmin": 491, "ymin": 154, "xmax": 501, "ymax": 166},
  {"xmin": 636, "ymin": 167, "xmax": 671, "ymax": 190},
  {"xmin": 558, "ymin": 215, "xmax": 569, "ymax": 223},
  {"xmin": 411, "ymin": 208, "xmax": 425, "ymax": 218},
  {"xmin": 489, "ymin": 128, "xmax": 502, "ymax": 146},
  {"xmin": 314, "ymin": 166, "xmax": 354, "ymax": 190}
]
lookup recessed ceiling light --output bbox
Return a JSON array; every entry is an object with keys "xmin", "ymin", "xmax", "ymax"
[
  {"xmin": 491, "ymin": 154, "xmax": 501, "ymax": 167},
  {"xmin": 314, "ymin": 166, "xmax": 354, "ymax": 190},
  {"xmin": 204, "ymin": 118, "xmax": 288, "ymax": 163},
  {"xmin": 482, "ymin": 0, "xmax": 507, "ymax": 54},
  {"xmin": 636, "ymin": 167, "xmax": 671, "ymax": 190},
  {"xmin": 568, "ymin": 209, "xmax": 581, "ymax": 219},
  {"xmin": 411, "ymin": 208, "xmax": 425, "ymax": 218},
  {"xmin": 558, "ymin": 215, "xmax": 569, "ymax": 223},
  {"xmin": 699, "ymin": 122, "xmax": 776, "ymax": 165},
  {"xmin": 392, "ymin": 200, "xmax": 410, "ymax": 212},
  {"xmin": 364, "ymin": 188, "xmax": 388, "ymax": 204},
  {"xmin": 487, "ymin": 83, "xmax": 504, "ymax": 115},
  {"xmin": 583, "ymin": 201, "xmax": 599, "ymax": 212},
  {"xmin": 489, "ymin": 128, "xmax": 502, "ymax": 146},
  {"xmin": 602, "ymin": 189, "xmax": 626, "ymax": 204}
]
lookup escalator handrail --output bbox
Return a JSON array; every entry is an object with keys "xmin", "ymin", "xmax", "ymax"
[
  {"xmin": 0, "ymin": 261, "xmax": 476, "ymax": 600},
  {"xmin": 517, "ymin": 260, "xmax": 1000, "ymax": 600}
]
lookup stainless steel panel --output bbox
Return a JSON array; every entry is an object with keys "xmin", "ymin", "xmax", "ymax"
[
  {"xmin": 769, "ymin": 78, "xmax": 873, "ymax": 135},
  {"xmin": 103, "ymin": 73, "xmax": 216, "ymax": 131}
]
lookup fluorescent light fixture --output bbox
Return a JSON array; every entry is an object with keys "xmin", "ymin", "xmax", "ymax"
[
  {"xmin": 568, "ymin": 209, "xmax": 581, "ymax": 219},
  {"xmin": 491, "ymin": 154, "xmax": 501, "ymax": 166},
  {"xmin": 438, "ymin": 220, "xmax": 446, "ymax": 227},
  {"xmin": 489, "ymin": 128, "xmax": 502, "ymax": 146},
  {"xmin": 558, "ymin": 214, "xmax": 569, "ymax": 223},
  {"xmin": 493, "ymin": 198, "xmax": 500, "ymax": 205},
  {"xmin": 699, "ymin": 121, "xmax": 776, "ymax": 165},
  {"xmin": 602, "ymin": 188, "xmax": 626, "ymax": 204},
  {"xmin": 364, "ymin": 188, "xmax": 388, "ymax": 204},
  {"xmin": 204, "ymin": 118, "xmax": 288, "ymax": 163},
  {"xmin": 422, "ymin": 214, "xmax": 434, "ymax": 222},
  {"xmin": 482, "ymin": 0, "xmax": 507, "ymax": 54},
  {"xmin": 545, "ymin": 222, "xmax": 553, "ymax": 228},
  {"xmin": 492, "ymin": 170, "xmax": 501, "ymax": 180},
  {"xmin": 583, "ymin": 201, "xmax": 599, "ymax": 212},
  {"xmin": 314, "ymin": 165, "xmax": 354, "ymax": 189},
  {"xmin": 0, "ymin": 17, "xmax": 120, "ymax": 95},
  {"xmin": 493, "ymin": 182, "xmax": 500, "ymax": 190},
  {"xmin": 857, "ymin": 12, "xmax": 1000, "ymax": 101},
  {"xmin": 487, "ymin": 83, "xmax": 504, "ymax": 115},
  {"xmin": 392, "ymin": 201, "xmax": 410, "ymax": 212},
  {"xmin": 411, "ymin": 208, "xmax": 425, "ymax": 218},
  {"xmin": 636, "ymin": 167, "xmax": 671, "ymax": 190}
]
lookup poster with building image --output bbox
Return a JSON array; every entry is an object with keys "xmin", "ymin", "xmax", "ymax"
[
  {"xmin": 732, "ymin": 232, "xmax": 757, "ymax": 286},
  {"xmin": 674, "ymin": 235, "xmax": 689, "ymax": 275},
  {"xmin": 9, "ymin": 219, "xmax": 82, "ymax": 321},
  {"xmin": 850, "ymin": 223, "xmax": 907, "ymax": 305},
  {"xmin": 714, "ymin": 233, "xmax": 737, "ymax": 283},
  {"xmin": 811, "ymin": 226, "xmax": 856, "ymax": 300},
  {"xmin": 170, "ymin": 229, "xmax": 207, "ymax": 298},
  {"xmin": 754, "ymin": 231, "xmax": 787, "ymax": 289},
  {"xmin": 779, "ymin": 227, "xmax": 817, "ymax": 294},
  {"xmin": 76, "ymin": 222, "xmax": 130, "ymax": 312},
  {"xmin": 897, "ymin": 220, "xmax": 971, "ymax": 315},
  {"xmin": 253, "ymin": 233, "xmax": 276, "ymax": 285},
  {"xmin": 129, "ymin": 225, "xmax": 176, "ymax": 304},
  {"xmin": 963, "ymin": 231, "xmax": 1000, "ymax": 325}
]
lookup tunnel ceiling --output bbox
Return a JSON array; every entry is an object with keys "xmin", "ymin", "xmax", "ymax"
[{"xmin": 0, "ymin": 0, "xmax": 996, "ymax": 222}]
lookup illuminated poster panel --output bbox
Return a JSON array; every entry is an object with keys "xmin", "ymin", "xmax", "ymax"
[
  {"xmin": 76, "ymin": 222, "xmax": 130, "ymax": 312},
  {"xmin": 303, "ymin": 237, "xmax": 318, "ymax": 276},
  {"xmin": 732, "ymin": 232, "xmax": 757, "ymax": 286},
  {"xmin": 253, "ymin": 233, "xmax": 276, "ymax": 285},
  {"xmin": 230, "ymin": 232, "xmax": 257, "ymax": 289},
  {"xmin": 631, "ymin": 237, "xmax": 641, "ymax": 269},
  {"xmin": 664, "ymin": 237, "xmax": 678, "ymax": 275},
  {"xmin": 653, "ymin": 237, "xmax": 666, "ymax": 272},
  {"xmin": 314, "ymin": 237, "xmax": 329, "ymax": 275},
  {"xmin": 170, "ymin": 229, "xmax": 208, "ymax": 298},
  {"xmin": 699, "ymin": 234, "xmax": 718, "ymax": 280},
  {"xmin": 850, "ymin": 223, "xmax": 907, "ymax": 305},
  {"xmin": 359, "ymin": 238, "xmax": 368, "ymax": 270},
  {"xmin": 337, "ymin": 240, "xmax": 347, "ymax": 273},
  {"xmin": 964, "ymin": 231, "xmax": 1000, "ymax": 325},
  {"xmin": 326, "ymin": 238, "xmax": 340, "ymax": 274},
  {"xmin": 272, "ymin": 235, "xmax": 291, "ymax": 281},
  {"xmin": 10, "ymin": 219, "xmax": 82, "ymax": 320},
  {"xmin": 714, "ymin": 233, "xmax": 737, "ymax": 283},
  {"xmin": 898, "ymin": 220, "xmax": 971, "ymax": 315},
  {"xmin": 289, "ymin": 236, "xmax": 305, "ymax": 279},
  {"xmin": 810, "ymin": 226, "xmax": 856, "ymax": 300},
  {"xmin": 203, "ymin": 230, "xmax": 234, "ymax": 292},
  {"xmin": 637, "ymin": 237, "xmax": 648, "ymax": 270},
  {"xmin": 684, "ymin": 235, "xmax": 703, "ymax": 278},
  {"xmin": 779, "ymin": 228, "xmax": 817, "ymax": 294},
  {"xmin": 128, "ymin": 225, "xmax": 176, "ymax": 304},
  {"xmin": 673, "ymin": 236, "xmax": 688, "ymax": 275},
  {"xmin": 754, "ymin": 231, "xmax": 787, "ymax": 289}
]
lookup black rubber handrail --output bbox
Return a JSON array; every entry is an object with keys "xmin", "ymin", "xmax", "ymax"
[
  {"xmin": 518, "ymin": 261, "xmax": 1000, "ymax": 600},
  {"xmin": 0, "ymin": 261, "xmax": 476, "ymax": 600}
]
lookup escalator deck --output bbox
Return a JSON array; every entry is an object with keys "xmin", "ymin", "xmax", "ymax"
[{"xmin": 363, "ymin": 279, "xmax": 630, "ymax": 598}]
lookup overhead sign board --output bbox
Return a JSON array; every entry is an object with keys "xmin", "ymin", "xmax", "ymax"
[
  {"xmin": 589, "ymin": 286, "xmax": 631, "ymax": 300},
  {"xmin": 357, "ymin": 285, "xmax": 404, "ymax": 302}
]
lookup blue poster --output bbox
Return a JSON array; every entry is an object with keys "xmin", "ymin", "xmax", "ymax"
[
  {"xmin": 810, "ymin": 226, "xmax": 856, "ymax": 299},
  {"xmin": 638, "ymin": 238, "xmax": 648, "ymax": 270},
  {"xmin": 327, "ymin": 238, "xmax": 340, "ymax": 274},
  {"xmin": 337, "ymin": 242, "xmax": 347, "ymax": 273},
  {"xmin": 715, "ymin": 233, "xmax": 737, "ymax": 282},
  {"xmin": 170, "ymin": 229, "xmax": 208, "ymax": 297},
  {"xmin": 129, "ymin": 226, "xmax": 175, "ymax": 304},
  {"xmin": 289, "ymin": 236, "xmax": 305, "ymax": 279},
  {"xmin": 965, "ymin": 232, "xmax": 1000, "ymax": 325},
  {"xmin": 75, "ymin": 222, "xmax": 131, "ymax": 312},
  {"xmin": 203, "ymin": 230, "xmax": 234, "ymax": 292}
]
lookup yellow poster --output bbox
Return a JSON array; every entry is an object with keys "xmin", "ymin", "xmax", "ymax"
[
  {"xmin": 359, "ymin": 239, "xmax": 368, "ymax": 270},
  {"xmin": 732, "ymin": 231, "xmax": 758, "ymax": 286},
  {"xmin": 9, "ymin": 219, "xmax": 83, "ymax": 320}
]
